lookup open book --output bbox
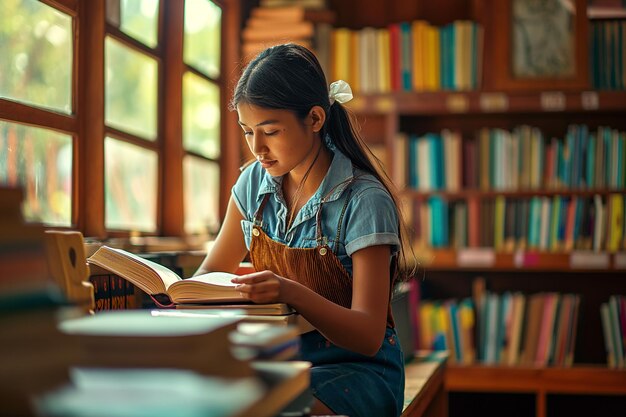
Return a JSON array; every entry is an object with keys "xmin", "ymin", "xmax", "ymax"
[{"xmin": 87, "ymin": 246, "xmax": 245, "ymax": 306}]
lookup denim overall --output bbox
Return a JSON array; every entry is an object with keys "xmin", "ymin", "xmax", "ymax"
[{"xmin": 249, "ymin": 190, "xmax": 405, "ymax": 417}]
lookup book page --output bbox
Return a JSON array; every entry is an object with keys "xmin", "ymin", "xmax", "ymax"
[
  {"xmin": 186, "ymin": 271, "xmax": 238, "ymax": 287},
  {"xmin": 108, "ymin": 247, "xmax": 182, "ymax": 289},
  {"xmin": 167, "ymin": 272, "xmax": 242, "ymax": 304}
]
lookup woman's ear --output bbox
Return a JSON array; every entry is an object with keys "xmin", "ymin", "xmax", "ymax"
[{"xmin": 308, "ymin": 106, "xmax": 326, "ymax": 133}]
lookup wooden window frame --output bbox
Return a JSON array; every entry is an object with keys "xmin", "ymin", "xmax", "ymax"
[{"xmin": 0, "ymin": 0, "xmax": 241, "ymax": 240}]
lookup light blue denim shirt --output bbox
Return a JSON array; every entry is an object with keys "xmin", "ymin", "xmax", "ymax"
[{"xmin": 232, "ymin": 144, "xmax": 400, "ymax": 276}]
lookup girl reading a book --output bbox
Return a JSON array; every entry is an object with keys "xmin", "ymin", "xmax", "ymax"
[{"xmin": 195, "ymin": 43, "xmax": 413, "ymax": 417}]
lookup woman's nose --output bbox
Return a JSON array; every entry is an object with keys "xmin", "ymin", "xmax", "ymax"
[{"xmin": 250, "ymin": 135, "xmax": 265, "ymax": 154}]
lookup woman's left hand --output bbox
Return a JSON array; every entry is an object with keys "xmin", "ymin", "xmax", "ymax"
[{"xmin": 231, "ymin": 270, "xmax": 285, "ymax": 303}]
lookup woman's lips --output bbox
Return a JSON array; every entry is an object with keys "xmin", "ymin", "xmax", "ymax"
[{"xmin": 260, "ymin": 160, "xmax": 276, "ymax": 169}]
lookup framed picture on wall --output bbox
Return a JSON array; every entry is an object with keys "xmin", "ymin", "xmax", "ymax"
[{"xmin": 490, "ymin": 0, "xmax": 589, "ymax": 91}]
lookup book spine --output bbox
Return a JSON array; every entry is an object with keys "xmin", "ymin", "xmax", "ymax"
[
  {"xmin": 90, "ymin": 274, "xmax": 111, "ymax": 311},
  {"xmin": 110, "ymin": 275, "xmax": 126, "ymax": 310}
]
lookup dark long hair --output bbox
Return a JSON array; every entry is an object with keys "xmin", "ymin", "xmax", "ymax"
[{"xmin": 231, "ymin": 43, "xmax": 415, "ymax": 281}]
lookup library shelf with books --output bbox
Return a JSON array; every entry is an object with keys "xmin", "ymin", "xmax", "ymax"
[
  {"xmin": 315, "ymin": 0, "xmax": 626, "ymax": 416},
  {"xmin": 348, "ymin": 91, "xmax": 626, "ymax": 417}
]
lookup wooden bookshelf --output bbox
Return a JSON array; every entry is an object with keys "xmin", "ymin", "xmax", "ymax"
[
  {"xmin": 446, "ymin": 365, "xmax": 626, "ymax": 395},
  {"xmin": 348, "ymin": 91, "xmax": 626, "ymax": 115},
  {"xmin": 415, "ymin": 249, "xmax": 626, "ymax": 272},
  {"xmin": 445, "ymin": 365, "xmax": 626, "ymax": 417},
  {"xmin": 402, "ymin": 188, "xmax": 626, "ymax": 201},
  {"xmin": 315, "ymin": 0, "xmax": 626, "ymax": 415}
]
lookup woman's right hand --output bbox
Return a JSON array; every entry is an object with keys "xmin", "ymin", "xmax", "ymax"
[{"xmin": 231, "ymin": 270, "xmax": 287, "ymax": 304}]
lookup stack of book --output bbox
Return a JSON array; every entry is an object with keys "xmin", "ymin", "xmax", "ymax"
[
  {"xmin": 51, "ymin": 306, "xmax": 311, "ymax": 417},
  {"xmin": 58, "ymin": 310, "xmax": 254, "ymax": 377},
  {"xmin": 35, "ymin": 367, "xmax": 267, "ymax": 417},
  {"xmin": 87, "ymin": 246, "xmax": 303, "ymax": 315},
  {"xmin": 241, "ymin": 5, "xmax": 335, "ymax": 63},
  {"xmin": 0, "ymin": 186, "xmax": 77, "ymax": 415},
  {"xmin": 600, "ymin": 295, "xmax": 625, "ymax": 368},
  {"xmin": 230, "ymin": 322, "xmax": 300, "ymax": 361},
  {"xmin": 0, "ymin": 187, "xmax": 51, "ymax": 296}
]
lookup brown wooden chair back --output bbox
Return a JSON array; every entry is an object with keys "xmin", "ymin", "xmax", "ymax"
[{"xmin": 44, "ymin": 231, "xmax": 95, "ymax": 315}]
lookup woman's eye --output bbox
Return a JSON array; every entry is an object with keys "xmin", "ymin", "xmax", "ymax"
[
  {"xmin": 243, "ymin": 131, "xmax": 253, "ymax": 137},
  {"xmin": 264, "ymin": 130, "xmax": 278, "ymax": 136}
]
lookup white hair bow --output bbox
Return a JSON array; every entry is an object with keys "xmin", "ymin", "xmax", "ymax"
[{"xmin": 328, "ymin": 80, "xmax": 353, "ymax": 105}]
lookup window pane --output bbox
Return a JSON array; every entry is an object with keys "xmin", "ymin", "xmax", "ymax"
[
  {"xmin": 105, "ymin": 37, "xmax": 158, "ymax": 140},
  {"xmin": 184, "ymin": 155, "xmax": 219, "ymax": 235},
  {"xmin": 0, "ymin": 0, "xmax": 72, "ymax": 114},
  {"xmin": 0, "ymin": 121, "xmax": 72, "ymax": 226},
  {"xmin": 105, "ymin": 137, "xmax": 157, "ymax": 232},
  {"xmin": 107, "ymin": 0, "xmax": 159, "ymax": 49},
  {"xmin": 183, "ymin": 72, "xmax": 220, "ymax": 159},
  {"xmin": 184, "ymin": 0, "xmax": 221, "ymax": 79}
]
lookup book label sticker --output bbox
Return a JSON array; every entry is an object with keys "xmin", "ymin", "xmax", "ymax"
[
  {"xmin": 446, "ymin": 94, "xmax": 469, "ymax": 113},
  {"xmin": 374, "ymin": 97, "xmax": 395, "ymax": 113},
  {"xmin": 569, "ymin": 251, "xmax": 609, "ymax": 269},
  {"xmin": 479, "ymin": 93, "xmax": 509, "ymax": 112},
  {"xmin": 457, "ymin": 248, "xmax": 495, "ymax": 267},
  {"xmin": 581, "ymin": 91, "xmax": 599, "ymax": 110},
  {"xmin": 540, "ymin": 92, "xmax": 566, "ymax": 111},
  {"xmin": 513, "ymin": 250, "xmax": 539, "ymax": 267}
]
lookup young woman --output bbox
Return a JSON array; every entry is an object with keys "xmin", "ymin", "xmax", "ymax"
[{"xmin": 195, "ymin": 43, "xmax": 412, "ymax": 417}]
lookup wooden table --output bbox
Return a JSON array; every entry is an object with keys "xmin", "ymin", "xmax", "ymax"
[{"xmin": 402, "ymin": 351, "xmax": 449, "ymax": 417}]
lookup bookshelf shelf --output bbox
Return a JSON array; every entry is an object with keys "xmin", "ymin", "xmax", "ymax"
[
  {"xmin": 402, "ymin": 188, "xmax": 626, "ymax": 201},
  {"xmin": 347, "ymin": 91, "xmax": 626, "ymax": 116},
  {"xmin": 445, "ymin": 365, "xmax": 626, "ymax": 395},
  {"xmin": 445, "ymin": 365, "xmax": 626, "ymax": 417},
  {"xmin": 417, "ymin": 249, "xmax": 626, "ymax": 272}
]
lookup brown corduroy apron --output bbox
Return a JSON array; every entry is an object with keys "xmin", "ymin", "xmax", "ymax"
[
  {"xmin": 249, "ymin": 190, "xmax": 395, "ymax": 328},
  {"xmin": 247, "ymin": 189, "xmax": 404, "ymax": 417}
]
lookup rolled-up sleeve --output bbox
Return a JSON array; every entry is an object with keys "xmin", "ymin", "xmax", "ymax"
[
  {"xmin": 343, "ymin": 186, "xmax": 400, "ymax": 256},
  {"xmin": 231, "ymin": 164, "xmax": 256, "ymax": 219}
]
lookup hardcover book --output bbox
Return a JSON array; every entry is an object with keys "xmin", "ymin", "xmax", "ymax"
[
  {"xmin": 59, "ymin": 310, "xmax": 253, "ymax": 378},
  {"xmin": 87, "ymin": 246, "xmax": 244, "ymax": 306}
]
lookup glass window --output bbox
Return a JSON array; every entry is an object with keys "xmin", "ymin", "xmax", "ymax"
[
  {"xmin": 0, "ymin": 1, "xmax": 228, "ymax": 237},
  {"xmin": 0, "ymin": 0, "xmax": 72, "ymax": 114},
  {"xmin": 0, "ymin": 121, "xmax": 72, "ymax": 226},
  {"xmin": 184, "ymin": 155, "xmax": 220, "ymax": 235},
  {"xmin": 107, "ymin": 0, "xmax": 159, "ymax": 49},
  {"xmin": 105, "ymin": 137, "xmax": 157, "ymax": 232},
  {"xmin": 183, "ymin": 72, "xmax": 221, "ymax": 159},
  {"xmin": 105, "ymin": 36, "xmax": 158, "ymax": 140},
  {"xmin": 184, "ymin": 0, "xmax": 221, "ymax": 79}
]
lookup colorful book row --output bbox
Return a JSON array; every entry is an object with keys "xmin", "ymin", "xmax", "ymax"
[
  {"xmin": 396, "ymin": 125, "xmax": 626, "ymax": 192},
  {"xmin": 420, "ymin": 291, "xmax": 581, "ymax": 367},
  {"xmin": 90, "ymin": 274, "xmax": 139, "ymax": 311},
  {"xmin": 590, "ymin": 20, "xmax": 626, "ymax": 90},
  {"xmin": 321, "ymin": 20, "xmax": 483, "ymax": 94},
  {"xmin": 407, "ymin": 194, "xmax": 626, "ymax": 252},
  {"xmin": 600, "ymin": 295, "xmax": 626, "ymax": 369}
]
